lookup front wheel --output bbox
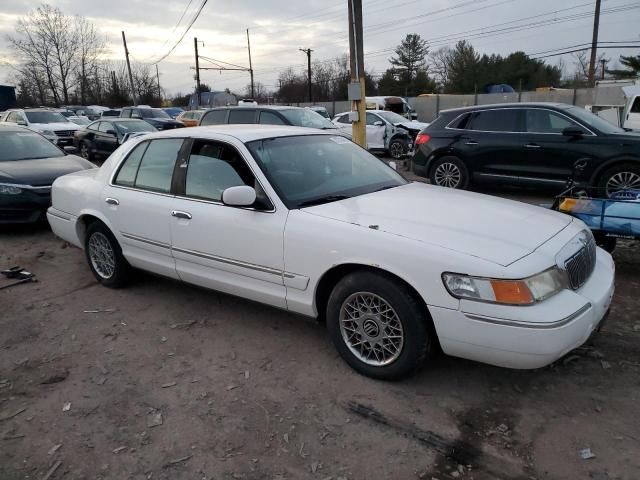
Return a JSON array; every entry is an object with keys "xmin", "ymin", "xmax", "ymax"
[
  {"xmin": 429, "ymin": 156, "xmax": 470, "ymax": 189},
  {"xmin": 326, "ymin": 271, "xmax": 434, "ymax": 380},
  {"xmin": 388, "ymin": 138, "xmax": 407, "ymax": 160},
  {"xmin": 80, "ymin": 141, "xmax": 94, "ymax": 161},
  {"xmin": 85, "ymin": 222, "xmax": 131, "ymax": 288}
]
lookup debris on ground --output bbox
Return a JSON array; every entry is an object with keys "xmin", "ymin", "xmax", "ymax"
[
  {"xmin": 47, "ymin": 444, "xmax": 62, "ymax": 455},
  {"xmin": 147, "ymin": 410, "xmax": 163, "ymax": 428},
  {"xmin": 0, "ymin": 266, "xmax": 36, "ymax": 290},
  {"xmin": 41, "ymin": 370, "xmax": 69, "ymax": 385},
  {"xmin": 579, "ymin": 448, "xmax": 596, "ymax": 460},
  {"xmin": 113, "ymin": 446, "xmax": 127, "ymax": 454},
  {"xmin": 601, "ymin": 360, "xmax": 612, "ymax": 369},
  {"xmin": 170, "ymin": 320, "xmax": 196, "ymax": 329},
  {"xmin": 62, "ymin": 402, "xmax": 71, "ymax": 412},
  {"xmin": 42, "ymin": 460, "xmax": 62, "ymax": 480},
  {"xmin": 162, "ymin": 454, "xmax": 192, "ymax": 468},
  {"xmin": 161, "ymin": 382, "xmax": 177, "ymax": 388},
  {"xmin": 0, "ymin": 407, "xmax": 26, "ymax": 422}
]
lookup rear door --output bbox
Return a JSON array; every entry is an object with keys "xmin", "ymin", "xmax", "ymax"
[
  {"xmin": 96, "ymin": 121, "xmax": 119, "ymax": 154},
  {"xmin": 452, "ymin": 108, "xmax": 525, "ymax": 182},
  {"xmin": 102, "ymin": 138, "xmax": 184, "ymax": 279}
]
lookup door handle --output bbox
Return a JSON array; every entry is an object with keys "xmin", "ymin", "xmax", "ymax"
[
  {"xmin": 171, "ymin": 210, "xmax": 192, "ymax": 220},
  {"xmin": 524, "ymin": 143, "xmax": 541, "ymax": 148},
  {"xmin": 105, "ymin": 197, "xmax": 119, "ymax": 206},
  {"xmin": 464, "ymin": 140, "xmax": 479, "ymax": 146}
]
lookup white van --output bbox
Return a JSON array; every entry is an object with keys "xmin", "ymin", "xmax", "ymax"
[
  {"xmin": 365, "ymin": 96, "xmax": 417, "ymax": 120},
  {"xmin": 622, "ymin": 85, "xmax": 640, "ymax": 131}
]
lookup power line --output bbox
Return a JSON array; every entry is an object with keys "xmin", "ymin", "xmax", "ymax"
[
  {"xmin": 532, "ymin": 44, "xmax": 640, "ymax": 59},
  {"xmin": 147, "ymin": 0, "xmax": 196, "ymax": 62}
]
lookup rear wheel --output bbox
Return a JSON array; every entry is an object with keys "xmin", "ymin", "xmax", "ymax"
[
  {"xmin": 598, "ymin": 163, "xmax": 640, "ymax": 198},
  {"xmin": 429, "ymin": 156, "xmax": 470, "ymax": 189},
  {"xmin": 80, "ymin": 141, "xmax": 94, "ymax": 161},
  {"xmin": 326, "ymin": 271, "xmax": 434, "ymax": 380},
  {"xmin": 85, "ymin": 222, "xmax": 131, "ymax": 288}
]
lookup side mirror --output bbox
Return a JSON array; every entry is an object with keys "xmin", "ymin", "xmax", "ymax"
[
  {"xmin": 373, "ymin": 121, "xmax": 384, "ymax": 127},
  {"xmin": 222, "ymin": 185, "xmax": 256, "ymax": 207},
  {"xmin": 562, "ymin": 126, "xmax": 585, "ymax": 137},
  {"xmin": 17, "ymin": 120, "xmax": 27, "ymax": 126},
  {"xmin": 106, "ymin": 129, "xmax": 117, "ymax": 136}
]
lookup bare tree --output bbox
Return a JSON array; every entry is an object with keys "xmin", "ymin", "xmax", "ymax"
[
  {"xmin": 429, "ymin": 47, "xmax": 453, "ymax": 89},
  {"xmin": 75, "ymin": 16, "xmax": 104, "ymax": 104}
]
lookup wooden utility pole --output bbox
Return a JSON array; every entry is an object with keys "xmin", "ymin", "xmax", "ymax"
[
  {"xmin": 299, "ymin": 48, "xmax": 313, "ymax": 103},
  {"xmin": 194, "ymin": 37, "xmax": 202, "ymax": 107},
  {"xmin": 587, "ymin": 0, "xmax": 602, "ymax": 86},
  {"xmin": 247, "ymin": 29, "xmax": 255, "ymax": 98},
  {"xmin": 155, "ymin": 64, "xmax": 162, "ymax": 102},
  {"xmin": 121, "ymin": 31, "xmax": 137, "ymax": 106},
  {"xmin": 348, "ymin": 0, "xmax": 366, "ymax": 148}
]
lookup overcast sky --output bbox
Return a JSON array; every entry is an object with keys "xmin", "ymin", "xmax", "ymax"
[{"xmin": 0, "ymin": 0, "xmax": 639, "ymax": 97}]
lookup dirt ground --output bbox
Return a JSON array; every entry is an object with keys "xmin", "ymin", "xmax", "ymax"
[{"xmin": 1, "ymin": 184, "xmax": 639, "ymax": 480}]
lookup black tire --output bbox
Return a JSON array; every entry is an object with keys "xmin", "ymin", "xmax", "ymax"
[
  {"xmin": 429, "ymin": 156, "xmax": 470, "ymax": 189},
  {"xmin": 84, "ymin": 221, "xmax": 131, "ymax": 288},
  {"xmin": 593, "ymin": 232, "xmax": 617, "ymax": 253},
  {"xmin": 79, "ymin": 141, "xmax": 94, "ymax": 161},
  {"xmin": 388, "ymin": 138, "xmax": 407, "ymax": 160},
  {"xmin": 326, "ymin": 271, "xmax": 434, "ymax": 380},
  {"xmin": 597, "ymin": 163, "xmax": 640, "ymax": 198}
]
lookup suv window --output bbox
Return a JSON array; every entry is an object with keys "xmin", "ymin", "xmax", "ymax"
[
  {"xmin": 119, "ymin": 138, "xmax": 183, "ymax": 192},
  {"xmin": 467, "ymin": 109, "xmax": 521, "ymax": 132},
  {"xmin": 121, "ymin": 109, "xmax": 132, "ymax": 118},
  {"xmin": 366, "ymin": 113, "xmax": 382, "ymax": 126},
  {"xmin": 228, "ymin": 109, "xmax": 256, "ymax": 124},
  {"xmin": 525, "ymin": 109, "xmax": 579, "ymax": 134},
  {"xmin": 200, "ymin": 109, "xmax": 227, "ymax": 126},
  {"xmin": 185, "ymin": 140, "xmax": 257, "ymax": 202},
  {"xmin": 259, "ymin": 111, "xmax": 286, "ymax": 125},
  {"xmin": 114, "ymin": 141, "xmax": 149, "ymax": 187}
]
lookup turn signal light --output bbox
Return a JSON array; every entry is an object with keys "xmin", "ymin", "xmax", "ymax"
[
  {"xmin": 415, "ymin": 133, "xmax": 430, "ymax": 146},
  {"xmin": 490, "ymin": 280, "xmax": 534, "ymax": 305}
]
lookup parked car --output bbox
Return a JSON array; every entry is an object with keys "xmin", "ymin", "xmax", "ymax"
[
  {"xmin": 199, "ymin": 106, "xmax": 349, "ymax": 137},
  {"xmin": 238, "ymin": 99, "xmax": 258, "ymax": 106},
  {"xmin": 366, "ymin": 96, "xmax": 417, "ymax": 120},
  {"xmin": 68, "ymin": 116, "xmax": 91, "ymax": 126},
  {"xmin": 47, "ymin": 125, "xmax": 614, "ymax": 379},
  {"xmin": 309, "ymin": 105, "xmax": 330, "ymax": 119},
  {"xmin": 0, "ymin": 125, "xmax": 94, "ymax": 223},
  {"xmin": 74, "ymin": 118, "xmax": 157, "ymax": 161},
  {"xmin": 163, "ymin": 107, "xmax": 184, "ymax": 119},
  {"xmin": 101, "ymin": 109, "xmax": 122, "ymax": 118},
  {"xmin": 333, "ymin": 110, "xmax": 423, "ymax": 159},
  {"xmin": 412, "ymin": 102, "xmax": 640, "ymax": 196},
  {"xmin": 176, "ymin": 109, "xmax": 206, "ymax": 127},
  {"xmin": 120, "ymin": 107, "xmax": 185, "ymax": 130},
  {"xmin": 1, "ymin": 108, "xmax": 80, "ymax": 149}
]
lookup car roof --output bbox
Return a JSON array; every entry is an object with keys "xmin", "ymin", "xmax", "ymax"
[
  {"xmin": 440, "ymin": 102, "xmax": 572, "ymax": 115},
  {"xmin": 205, "ymin": 105, "xmax": 305, "ymax": 112},
  {"xmin": 139, "ymin": 124, "xmax": 337, "ymax": 143}
]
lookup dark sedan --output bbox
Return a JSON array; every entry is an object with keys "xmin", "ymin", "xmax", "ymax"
[
  {"xmin": 412, "ymin": 102, "xmax": 640, "ymax": 196},
  {"xmin": 120, "ymin": 107, "xmax": 185, "ymax": 130},
  {"xmin": 74, "ymin": 118, "xmax": 157, "ymax": 161},
  {"xmin": 0, "ymin": 126, "xmax": 95, "ymax": 224}
]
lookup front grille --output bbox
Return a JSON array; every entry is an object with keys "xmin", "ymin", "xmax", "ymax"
[
  {"xmin": 564, "ymin": 234, "xmax": 597, "ymax": 290},
  {"xmin": 54, "ymin": 130, "xmax": 75, "ymax": 137}
]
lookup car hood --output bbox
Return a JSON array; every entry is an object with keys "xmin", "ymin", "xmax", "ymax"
[
  {"xmin": 302, "ymin": 182, "xmax": 572, "ymax": 266},
  {"xmin": 394, "ymin": 120, "xmax": 429, "ymax": 131},
  {"xmin": 30, "ymin": 122, "xmax": 79, "ymax": 131},
  {"xmin": 0, "ymin": 155, "xmax": 95, "ymax": 186}
]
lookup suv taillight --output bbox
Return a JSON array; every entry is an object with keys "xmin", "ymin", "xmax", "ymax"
[{"xmin": 415, "ymin": 133, "xmax": 430, "ymax": 146}]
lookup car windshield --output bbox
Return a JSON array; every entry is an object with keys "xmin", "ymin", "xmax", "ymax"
[
  {"xmin": 376, "ymin": 111, "xmax": 409, "ymax": 124},
  {"xmin": 0, "ymin": 130, "xmax": 64, "ymax": 161},
  {"xmin": 140, "ymin": 108, "xmax": 171, "ymax": 119},
  {"xmin": 279, "ymin": 109, "xmax": 337, "ymax": 129},
  {"xmin": 563, "ymin": 106, "xmax": 625, "ymax": 134},
  {"xmin": 115, "ymin": 121, "xmax": 157, "ymax": 133},
  {"xmin": 247, "ymin": 135, "xmax": 407, "ymax": 209},
  {"xmin": 69, "ymin": 117, "xmax": 91, "ymax": 125},
  {"xmin": 25, "ymin": 111, "xmax": 69, "ymax": 124}
]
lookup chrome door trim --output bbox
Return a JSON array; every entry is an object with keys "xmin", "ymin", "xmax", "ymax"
[
  {"xmin": 121, "ymin": 232, "xmax": 171, "ymax": 249},
  {"xmin": 476, "ymin": 172, "xmax": 567, "ymax": 184}
]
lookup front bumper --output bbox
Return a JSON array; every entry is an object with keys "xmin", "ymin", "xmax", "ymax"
[
  {"xmin": 0, "ymin": 188, "xmax": 52, "ymax": 224},
  {"xmin": 430, "ymin": 248, "xmax": 615, "ymax": 369}
]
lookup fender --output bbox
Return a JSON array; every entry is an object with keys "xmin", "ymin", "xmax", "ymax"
[
  {"xmin": 588, "ymin": 156, "xmax": 640, "ymax": 186},
  {"xmin": 75, "ymin": 208, "xmax": 118, "ymax": 248}
]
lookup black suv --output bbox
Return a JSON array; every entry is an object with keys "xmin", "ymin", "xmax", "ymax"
[
  {"xmin": 199, "ymin": 105, "xmax": 345, "ymax": 134},
  {"xmin": 412, "ymin": 102, "xmax": 640, "ymax": 196},
  {"xmin": 120, "ymin": 107, "xmax": 185, "ymax": 130}
]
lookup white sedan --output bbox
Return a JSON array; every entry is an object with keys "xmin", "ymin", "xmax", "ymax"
[{"xmin": 47, "ymin": 125, "xmax": 615, "ymax": 380}]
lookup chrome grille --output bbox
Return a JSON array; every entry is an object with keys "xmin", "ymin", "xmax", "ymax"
[
  {"xmin": 54, "ymin": 130, "xmax": 75, "ymax": 137},
  {"xmin": 564, "ymin": 233, "xmax": 596, "ymax": 290}
]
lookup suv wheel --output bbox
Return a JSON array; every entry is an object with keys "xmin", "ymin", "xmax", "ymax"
[
  {"xmin": 326, "ymin": 271, "xmax": 434, "ymax": 380},
  {"xmin": 598, "ymin": 163, "xmax": 640, "ymax": 198},
  {"xmin": 429, "ymin": 156, "xmax": 469, "ymax": 189}
]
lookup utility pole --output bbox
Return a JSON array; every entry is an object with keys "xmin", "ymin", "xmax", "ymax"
[
  {"xmin": 121, "ymin": 31, "xmax": 137, "ymax": 106},
  {"xmin": 348, "ymin": 0, "xmax": 366, "ymax": 148},
  {"xmin": 194, "ymin": 37, "xmax": 202, "ymax": 107},
  {"xmin": 587, "ymin": 0, "xmax": 602, "ymax": 87},
  {"xmin": 299, "ymin": 48, "xmax": 313, "ymax": 103},
  {"xmin": 155, "ymin": 64, "xmax": 162, "ymax": 102},
  {"xmin": 601, "ymin": 58, "xmax": 606, "ymax": 80},
  {"xmin": 247, "ymin": 29, "xmax": 255, "ymax": 98}
]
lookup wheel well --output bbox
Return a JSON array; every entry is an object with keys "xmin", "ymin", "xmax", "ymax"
[
  {"xmin": 76, "ymin": 214, "xmax": 102, "ymax": 245},
  {"xmin": 315, "ymin": 264, "xmax": 432, "ymax": 324},
  {"xmin": 591, "ymin": 160, "xmax": 640, "ymax": 187}
]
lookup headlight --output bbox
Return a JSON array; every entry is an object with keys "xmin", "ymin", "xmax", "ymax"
[
  {"xmin": 0, "ymin": 184, "xmax": 24, "ymax": 195},
  {"xmin": 40, "ymin": 130, "xmax": 55, "ymax": 136},
  {"xmin": 442, "ymin": 268, "xmax": 567, "ymax": 305}
]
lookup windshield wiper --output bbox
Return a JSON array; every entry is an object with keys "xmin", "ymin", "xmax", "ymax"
[
  {"xmin": 298, "ymin": 195, "xmax": 350, "ymax": 208},
  {"xmin": 374, "ymin": 185, "xmax": 398, "ymax": 192}
]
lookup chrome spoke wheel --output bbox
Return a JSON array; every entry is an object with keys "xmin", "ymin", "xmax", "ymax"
[
  {"xmin": 389, "ymin": 142, "xmax": 404, "ymax": 159},
  {"xmin": 80, "ymin": 144, "xmax": 89, "ymax": 159},
  {"xmin": 88, "ymin": 232, "xmax": 116, "ymax": 279},
  {"xmin": 339, "ymin": 292, "xmax": 404, "ymax": 366},
  {"xmin": 606, "ymin": 171, "xmax": 640, "ymax": 197},
  {"xmin": 433, "ymin": 162, "xmax": 462, "ymax": 188}
]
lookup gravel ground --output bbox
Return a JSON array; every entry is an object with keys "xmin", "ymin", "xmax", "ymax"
[{"xmin": 1, "ymin": 178, "xmax": 639, "ymax": 480}]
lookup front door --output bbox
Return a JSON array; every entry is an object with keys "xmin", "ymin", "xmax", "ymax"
[
  {"xmin": 102, "ymin": 138, "xmax": 184, "ymax": 279},
  {"xmin": 366, "ymin": 113, "xmax": 386, "ymax": 149},
  {"xmin": 169, "ymin": 138, "xmax": 288, "ymax": 308}
]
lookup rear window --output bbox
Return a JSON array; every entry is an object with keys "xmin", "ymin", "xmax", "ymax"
[
  {"xmin": 466, "ymin": 109, "xmax": 521, "ymax": 132},
  {"xmin": 200, "ymin": 109, "xmax": 228, "ymax": 126},
  {"xmin": 228, "ymin": 109, "xmax": 256, "ymax": 124}
]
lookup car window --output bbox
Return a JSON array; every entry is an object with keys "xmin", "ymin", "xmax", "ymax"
[
  {"xmin": 280, "ymin": 109, "xmax": 336, "ymax": 129},
  {"xmin": 228, "ymin": 109, "xmax": 256, "ymax": 124},
  {"xmin": 631, "ymin": 97, "xmax": 640, "ymax": 113},
  {"xmin": 87, "ymin": 122, "xmax": 100, "ymax": 131},
  {"xmin": 121, "ymin": 109, "xmax": 131, "ymax": 118},
  {"xmin": 6, "ymin": 112, "xmax": 18, "ymax": 123},
  {"xmin": 525, "ymin": 109, "xmax": 579, "ymax": 134},
  {"xmin": 259, "ymin": 111, "xmax": 286, "ymax": 125},
  {"xmin": 114, "ymin": 141, "xmax": 148, "ymax": 187},
  {"xmin": 336, "ymin": 115, "xmax": 350, "ymax": 124},
  {"xmin": 467, "ymin": 109, "xmax": 521, "ymax": 132},
  {"xmin": 134, "ymin": 138, "xmax": 183, "ymax": 192},
  {"xmin": 200, "ymin": 109, "xmax": 227, "ymax": 126},
  {"xmin": 366, "ymin": 113, "xmax": 382, "ymax": 126},
  {"xmin": 98, "ymin": 122, "xmax": 113, "ymax": 133},
  {"xmin": 184, "ymin": 140, "xmax": 257, "ymax": 202}
]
